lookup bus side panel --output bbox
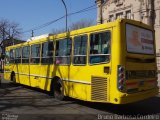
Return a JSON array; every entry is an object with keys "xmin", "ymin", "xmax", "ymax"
[
  {"xmin": 109, "ymin": 21, "xmax": 125, "ymax": 104},
  {"xmin": 39, "ymin": 65, "xmax": 53, "ymax": 91},
  {"xmin": 17, "ymin": 64, "xmax": 30, "ymax": 85}
]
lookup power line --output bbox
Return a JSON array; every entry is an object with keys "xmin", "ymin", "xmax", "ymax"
[
  {"xmin": 69, "ymin": 5, "xmax": 97, "ymax": 16},
  {"xmin": 23, "ymin": 4, "xmax": 97, "ymax": 33},
  {"xmin": 22, "ymin": 4, "xmax": 97, "ymax": 34},
  {"xmin": 22, "ymin": 16, "xmax": 65, "ymax": 33}
]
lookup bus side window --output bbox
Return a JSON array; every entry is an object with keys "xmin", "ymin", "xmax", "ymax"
[
  {"xmin": 55, "ymin": 38, "xmax": 72, "ymax": 65},
  {"xmin": 73, "ymin": 35, "xmax": 87, "ymax": 65},
  {"xmin": 90, "ymin": 31, "xmax": 111, "ymax": 64},
  {"xmin": 41, "ymin": 41, "xmax": 54, "ymax": 64},
  {"xmin": 22, "ymin": 46, "xmax": 30, "ymax": 63},
  {"xmin": 15, "ymin": 48, "xmax": 22, "ymax": 64},
  {"xmin": 5, "ymin": 51, "xmax": 10, "ymax": 64},
  {"xmin": 10, "ymin": 49, "xmax": 15, "ymax": 63},
  {"xmin": 31, "ymin": 44, "xmax": 40, "ymax": 64}
]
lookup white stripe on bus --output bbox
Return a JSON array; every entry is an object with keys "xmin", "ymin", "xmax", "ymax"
[{"xmin": 4, "ymin": 71, "xmax": 91, "ymax": 85}]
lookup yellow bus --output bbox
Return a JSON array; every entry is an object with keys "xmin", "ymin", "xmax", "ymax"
[{"xmin": 4, "ymin": 19, "xmax": 159, "ymax": 104}]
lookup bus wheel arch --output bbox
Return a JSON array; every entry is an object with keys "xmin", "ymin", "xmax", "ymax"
[
  {"xmin": 11, "ymin": 71, "xmax": 16, "ymax": 83},
  {"xmin": 50, "ymin": 76, "xmax": 64, "ymax": 100}
]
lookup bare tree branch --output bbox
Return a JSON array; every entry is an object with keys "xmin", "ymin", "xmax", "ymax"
[
  {"xmin": 52, "ymin": 28, "xmax": 66, "ymax": 35},
  {"xmin": 0, "ymin": 19, "xmax": 22, "ymax": 54},
  {"xmin": 0, "ymin": 19, "xmax": 22, "ymax": 42},
  {"xmin": 69, "ymin": 19, "xmax": 94, "ymax": 30},
  {"xmin": 52, "ymin": 19, "xmax": 95, "ymax": 34}
]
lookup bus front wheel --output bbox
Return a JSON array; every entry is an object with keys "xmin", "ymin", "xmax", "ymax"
[
  {"xmin": 11, "ymin": 72, "xmax": 16, "ymax": 84},
  {"xmin": 52, "ymin": 78, "xmax": 64, "ymax": 100}
]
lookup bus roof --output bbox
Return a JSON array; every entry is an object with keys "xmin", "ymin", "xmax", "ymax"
[{"xmin": 5, "ymin": 18, "xmax": 153, "ymax": 51}]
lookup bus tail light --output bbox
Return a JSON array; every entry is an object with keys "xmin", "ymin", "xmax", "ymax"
[{"xmin": 118, "ymin": 65, "xmax": 126, "ymax": 91}]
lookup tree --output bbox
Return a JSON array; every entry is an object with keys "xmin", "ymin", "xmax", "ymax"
[
  {"xmin": 69, "ymin": 19, "xmax": 94, "ymax": 30},
  {"xmin": 0, "ymin": 19, "xmax": 22, "ymax": 54},
  {"xmin": 52, "ymin": 19, "xmax": 95, "ymax": 34},
  {"xmin": 52, "ymin": 28, "xmax": 66, "ymax": 35},
  {"xmin": 0, "ymin": 19, "xmax": 22, "ymax": 41}
]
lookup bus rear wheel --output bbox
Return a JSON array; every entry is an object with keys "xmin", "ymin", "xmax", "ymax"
[{"xmin": 53, "ymin": 78, "xmax": 64, "ymax": 100}]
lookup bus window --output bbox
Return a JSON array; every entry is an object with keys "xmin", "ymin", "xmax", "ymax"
[
  {"xmin": 55, "ymin": 38, "xmax": 72, "ymax": 65},
  {"xmin": 90, "ymin": 31, "xmax": 111, "ymax": 64},
  {"xmin": 31, "ymin": 44, "xmax": 40, "ymax": 64},
  {"xmin": 22, "ymin": 46, "xmax": 30, "ymax": 63},
  {"xmin": 5, "ymin": 51, "xmax": 10, "ymax": 64},
  {"xmin": 10, "ymin": 49, "xmax": 15, "ymax": 63},
  {"xmin": 15, "ymin": 48, "xmax": 21, "ymax": 64},
  {"xmin": 73, "ymin": 35, "xmax": 87, "ymax": 65},
  {"xmin": 41, "ymin": 41, "xmax": 54, "ymax": 64}
]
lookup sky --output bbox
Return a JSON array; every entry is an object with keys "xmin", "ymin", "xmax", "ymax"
[{"xmin": 0, "ymin": 0, "xmax": 97, "ymax": 40}]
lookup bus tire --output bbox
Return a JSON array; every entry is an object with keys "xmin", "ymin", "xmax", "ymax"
[
  {"xmin": 11, "ymin": 72, "xmax": 16, "ymax": 84},
  {"xmin": 52, "ymin": 77, "xmax": 64, "ymax": 100}
]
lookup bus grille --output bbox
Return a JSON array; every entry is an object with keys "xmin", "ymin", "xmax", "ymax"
[{"xmin": 91, "ymin": 76, "xmax": 108, "ymax": 101}]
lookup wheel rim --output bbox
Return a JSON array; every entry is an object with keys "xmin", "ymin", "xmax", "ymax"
[
  {"xmin": 11, "ymin": 74, "xmax": 16, "ymax": 82},
  {"xmin": 54, "ymin": 79, "xmax": 64, "ymax": 100},
  {"xmin": 12, "ymin": 76, "xmax": 16, "ymax": 83},
  {"xmin": 55, "ymin": 80, "xmax": 63, "ymax": 95}
]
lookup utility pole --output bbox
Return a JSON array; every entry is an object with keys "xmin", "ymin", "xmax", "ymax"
[
  {"xmin": 2, "ymin": 28, "xmax": 5, "ymax": 41},
  {"xmin": 61, "ymin": 0, "xmax": 68, "ymax": 34},
  {"xmin": 31, "ymin": 30, "xmax": 34, "ymax": 37},
  {"xmin": 2, "ymin": 28, "xmax": 5, "ymax": 55},
  {"xmin": 12, "ymin": 29, "xmax": 14, "ymax": 45}
]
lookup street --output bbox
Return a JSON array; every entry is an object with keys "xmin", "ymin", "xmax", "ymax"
[{"xmin": 0, "ymin": 75, "xmax": 160, "ymax": 120}]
